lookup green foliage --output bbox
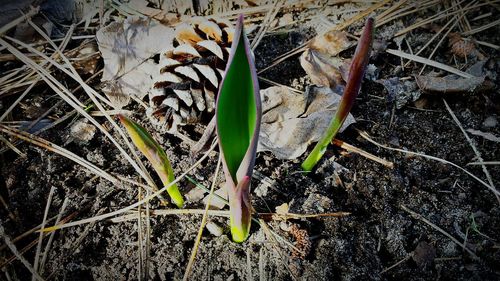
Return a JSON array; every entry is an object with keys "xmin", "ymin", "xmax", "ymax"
[
  {"xmin": 302, "ymin": 17, "xmax": 375, "ymax": 171},
  {"xmin": 216, "ymin": 15, "xmax": 261, "ymax": 243},
  {"xmin": 118, "ymin": 114, "xmax": 184, "ymax": 208}
]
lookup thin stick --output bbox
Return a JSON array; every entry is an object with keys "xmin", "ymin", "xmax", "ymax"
[
  {"xmin": 462, "ymin": 18, "xmax": 500, "ymax": 36},
  {"xmin": 358, "ymin": 131, "xmax": 499, "ymax": 197},
  {"xmin": 32, "ymin": 186, "xmax": 56, "ymax": 281},
  {"xmin": 386, "ymin": 49, "xmax": 473, "ymax": 78},
  {"xmin": 40, "ymin": 198, "xmax": 68, "ymax": 274},
  {"xmin": 443, "ymin": 99, "xmax": 499, "ymax": 203},
  {"xmin": 0, "ymin": 125, "xmax": 118, "ymax": 184},
  {"xmin": 0, "ymin": 135, "xmax": 26, "ymax": 157},
  {"xmin": 0, "ymin": 225, "xmax": 44, "ymax": 281},
  {"xmin": 400, "ymin": 204, "xmax": 478, "ymax": 259},
  {"xmin": 380, "ymin": 255, "xmax": 411, "ymax": 274},
  {"xmin": 257, "ymin": 0, "xmax": 390, "ymax": 75},
  {"xmin": 41, "ymin": 141, "xmax": 217, "ymax": 232},
  {"xmin": 183, "ymin": 155, "xmax": 222, "ymax": 281},
  {"xmin": 467, "ymin": 161, "xmax": 500, "ymax": 166},
  {"xmin": 332, "ymin": 139, "xmax": 394, "ymax": 168},
  {"xmin": 0, "ymin": 6, "xmax": 39, "ymax": 35}
]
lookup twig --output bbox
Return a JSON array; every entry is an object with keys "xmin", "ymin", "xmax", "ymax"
[
  {"xmin": 332, "ymin": 139, "xmax": 394, "ymax": 168},
  {"xmin": 462, "ymin": 18, "xmax": 500, "ymax": 36},
  {"xmin": 40, "ymin": 198, "xmax": 68, "ymax": 274},
  {"xmin": 386, "ymin": 49, "xmax": 474, "ymax": 78},
  {"xmin": 400, "ymin": 205, "xmax": 478, "ymax": 259},
  {"xmin": 40, "ymin": 141, "xmax": 217, "ymax": 232},
  {"xmin": 357, "ymin": 131, "xmax": 499, "ymax": 197},
  {"xmin": 183, "ymin": 155, "xmax": 222, "ymax": 281},
  {"xmin": 0, "ymin": 225, "xmax": 44, "ymax": 281},
  {"xmin": 443, "ymin": 99, "xmax": 499, "ymax": 203},
  {"xmin": 380, "ymin": 254, "xmax": 411, "ymax": 274},
  {"xmin": 32, "ymin": 186, "xmax": 56, "ymax": 281}
]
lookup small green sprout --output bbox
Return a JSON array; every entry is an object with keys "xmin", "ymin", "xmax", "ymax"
[
  {"xmin": 118, "ymin": 114, "xmax": 184, "ymax": 208},
  {"xmin": 216, "ymin": 15, "xmax": 262, "ymax": 243},
  {"xmin": 302, "ymin": 17, "xmax": 375, "ymax": 171}
]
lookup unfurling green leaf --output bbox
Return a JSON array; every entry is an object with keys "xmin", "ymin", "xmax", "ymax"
[
  {"xmin": 302, "ymin": 17, "xmax": 375, "ymax": 171},
  {"xmin": 118, "ymin": 114, "xmax": 184, "ymax": 208},
  {"xmin": 216, "ymin": 15, "xmax": 262, "ymax": 243}
]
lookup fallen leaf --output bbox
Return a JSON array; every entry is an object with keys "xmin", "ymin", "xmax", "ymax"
[
  {"xmin": 376, "ymin": 77, "xmax": 420, "ymax": 109},
  {"xmin": 466, "ymin": 129, "xmax": 500, "ymax": 143},
  {"xmin": 257, "ymin": 86, "xmax": 355, "ymax": 159},
  {"xmin": 96, "ymin": 17, "xmax": 174, "ymax": 108},
  {"xmin": 300, "ymin": 30, "xmax": 353, "ymax": 89},
  {"xmin": 412, "ymin": 241, "xmax": 436, "ymax": 268},
  {"xmin": 415, "ymin": 75, "xmax": 493, "ymax": 95}
]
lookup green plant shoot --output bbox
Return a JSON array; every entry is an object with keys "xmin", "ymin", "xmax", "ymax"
[
  {"xmin": 302, "ymin": 17, "xmax": 375, "ymax": 171},
  {"xmin": 118, "ymin": 114, "xmax": 184, "ymax": 208},
  {"xmin": 216, "ymin": 15, "xmax": 262, "ymax": 243}
]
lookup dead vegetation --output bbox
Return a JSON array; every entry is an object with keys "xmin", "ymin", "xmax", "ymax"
[{"xmin": 0, "ymin": 0, "xmax": 499, "ymax": 280}]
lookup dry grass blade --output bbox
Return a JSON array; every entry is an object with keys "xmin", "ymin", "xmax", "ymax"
[
  {"xmin": 0, "ymin": 225, "xmax": 44, "ymax": 281},
  {"xmin": 109, "ymin": 209, "xmax": 230, "ymax": 223},
  {"xmin": 417, "ymin": 15, "xmax": 462, "ymax": 75},
  {"xmin": 32, "ymin": 186, "xmax": 56, "ymax": 281},
  {"xmin": 467, "ymin": 161, "xmax": 500, "ymax": 166},
  {"xmin": 0, "ymin": 36, "xmax": 156, "ymax": 194},
  {"xmin": 332, "ymin": 139, "xmax": 394, "ymax": 168},
  {"xmin": 40, "ymin": 198, "xmax": 68, "ymax": 274},
  {"xmin": 358, "ymin": 131, "xmax": 500, "ymax": 197},
  {"xmin": 258, "ymin": 0, "xmax": 390, "ymax": 75},
  {"xmin": 0, "ymin": 6, "xmax": 39, "ymax": 35},
  {"xmin": 40, "ymin": 141, "xmax": 217, "ymax": 232},
  {"xmin": 443, "ymin": 99, "xmax": 499, "ymax": 203},
  {"xmin": 386, "ymin": 49, "xmax": 473, "ymax": 78},
  {"xmin": 400, "ymin": 204, "xmax": 478, "ymax": 259},
  {"xmin": 392, "ymin": 0, "xmax": 497, "ymax": 37},
  {"xmin": 0, "ymin": 135, "xmax": 26, "ymax": 157},
  {"xmin": 0, "ymin": 26, "xmax": 75, "ymax": 122},
  {"xmin": 259, "ymin": 219, "xmax": 299, "ymax": 281},
  {"xmin": 0, "ymin": 124, "xmax": 118, "ymax": 184},
  {"xmin": 251, "ymin": 0, "xmax": 283, "ymax": 51},
  {"xmin": 462, "ymin": 18, "xmax": 500, "ymax": 36},
  {"xmin": 183, "ymin": 155, "xmax": 222, "ymax": 281}
]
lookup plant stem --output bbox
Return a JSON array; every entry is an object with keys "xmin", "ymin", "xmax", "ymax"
[{"xmin": 302, "ymin": 17, "xmax": 375, "ymax": 171}]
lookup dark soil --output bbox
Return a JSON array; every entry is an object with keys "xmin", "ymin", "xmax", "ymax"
[{"xmin": 1, "ymin": 3, "xmax": 500, "ymax": 281}]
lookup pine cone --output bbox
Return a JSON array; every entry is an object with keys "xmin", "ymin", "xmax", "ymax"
[{"xmin": 147, "ymin": 17, "xmax": 235, "ymax": 133}]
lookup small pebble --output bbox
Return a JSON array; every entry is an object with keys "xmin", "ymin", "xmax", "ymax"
[
  {"xmin": 202, "ymin": 187, "xmax": 228, "ymax": 210},
  {"xmin": 70, "ymin": 120, "xmax": 96, "ymax": 144},
  {"xmin": 185, "ymin": 188, "xmax": 205, "ymax": 202},
  {"xmin": 482, "ymin": 116, "xmax": 497, "ymax": 128},
  {"xmin": 205, "ymin": 221, "xmax": 223, "ymax": 237}
]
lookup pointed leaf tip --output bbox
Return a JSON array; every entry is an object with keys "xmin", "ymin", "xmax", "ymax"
[
  {"xmin": 216, "ymin": 14, "xmax": 261, "ymax": 242},
  {"xmin": 301, "ymin": 17, "xmax": 375, "ymax": 171},
  {"xmin": 118, "ymin": 115, "xmax": 184, "ymax": 208}
]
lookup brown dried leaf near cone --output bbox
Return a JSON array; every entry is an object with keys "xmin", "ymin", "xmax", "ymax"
[
  {"xmin": 96, "ymin": 17, "xmax": 175, "ymax": 109},
  {"xmin": 300, "ymin": 30, "xmax": 353, "ymax": 89},
  {"xmin": 147, "ymin": 17, "xmax": 235, "ymax": 133},
  {"xmin": 448, "ymin": 32, "xmax": 485, "ymax": 60},
  {"xmin": 66, "ymin": 40, "xmax": 100, "ymax": 75}
]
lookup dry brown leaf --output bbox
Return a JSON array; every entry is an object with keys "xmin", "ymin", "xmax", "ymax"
[
  {"xmin": 96, "ymin": 17, "xmax": 174, "ymax": 108},
  {"xmin": 257, "ymin": 86, "xmax": 355, "ymax": 159},
  {"xmin": 466, "ymin": 129, "xmax": 500, "ymax": 143},
  {"xmin": 414, "ymin": 75, "xmax": 493, "ymax": 95},
  {"xmin": 126, "ymin": 1, "xmax": 180, "ymax": 25},
  {"xmin": 300, "ymin": 30, "xmax": 353, "ymax": 89}
]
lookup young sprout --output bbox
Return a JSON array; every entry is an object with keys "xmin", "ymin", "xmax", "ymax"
[
  {"xmin": 301, "ymin": 17, "xmax": 375, "ymax": 171},
  {"xmin": 216, "ymin": 15, "xmax": 262, "ymax": 243},
  {"xmin": 118, "ymin": 114, "xmax": 184, "ymax": 208}
]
